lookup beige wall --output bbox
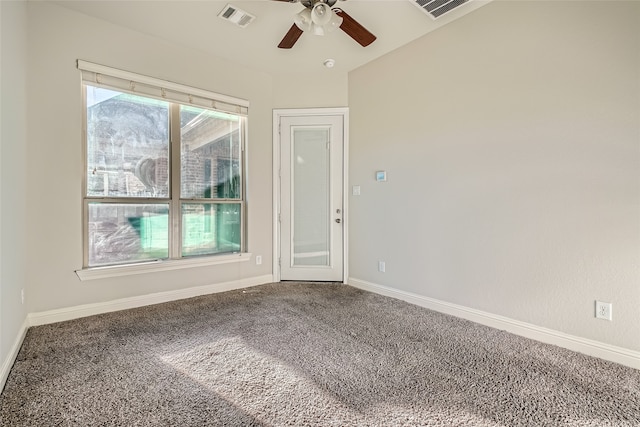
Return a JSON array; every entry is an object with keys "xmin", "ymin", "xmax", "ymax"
[
  {"xmin": 1, "ymin": 0, "xmax": 29, "ymax": 376},
  {"xmin": 273, "ymin": 72, "xmax": 348, "ymax": 109},
  {"xmin": 2, "ymin": 0, "xmax": 352, "ymax": 380},
  {"xmin": 24, "ymin": 1, "xmax": 280, "ymax": 312},
  {"xmin": 21, "ymin": 0, "xmax": 347, "ymax": 315},
  {"xmin": 348, "ymin": 1, "xmax": 640, "ymax": 351},
  {"xmin": 3, "ymin": 0, "xmax": 638, "ymax": 377}
]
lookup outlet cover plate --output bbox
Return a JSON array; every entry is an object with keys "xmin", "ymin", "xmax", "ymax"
[{"xmin": 595, "ymin": 300, "xmax": 612, "ymax": 321}]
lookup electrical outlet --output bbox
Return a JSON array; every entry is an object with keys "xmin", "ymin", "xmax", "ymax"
[
  {"xmin": 595, "ymin": 300, "xmax": 612, "ymax": 321},
  {"xmin": 255, "ymin": 255, "xmax": 262, "ymax": 265},
  {"xmin": 378, "ymin": 261, "xmax": 386, "ymax": 273}
]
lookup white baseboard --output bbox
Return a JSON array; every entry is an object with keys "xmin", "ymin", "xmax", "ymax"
[
  {"xmin": 2, "ymin": 275, "xmax": 273, "ymax": 393},
  {"xmin": 348, "ymin": 277, "xmax": 640, "ymax": 370},
  {"xmin": 1, "ymin": 318, "xmax": 29, "ymax": 393},
  {"xmin": 28, "ymin": 274, "xmax": 274, "ymax": 327},
  {"xmin": 6, "ymin": 274, "xmax": 636, "ymax": 395}
]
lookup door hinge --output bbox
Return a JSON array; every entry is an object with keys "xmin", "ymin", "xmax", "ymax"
[{"xmin": 278, "ymin": 257, "xmax": 281, "ymax": 266}]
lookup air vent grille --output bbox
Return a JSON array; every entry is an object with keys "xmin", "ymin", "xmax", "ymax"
[
  {"xmin": 413, "ymin": 0, "xmax": 471, "ymax": 19},
  {"xmin": 218, "ymin": 4, "xmax": 256, "ymax": 28}
]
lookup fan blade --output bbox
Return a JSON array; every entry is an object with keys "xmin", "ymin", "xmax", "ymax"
[
  {"xmin": 334, "ymin": 9, "xmax": 376, "ymax": 47},
  {"xmin": 278, "ymin": 24, "xmax": 304, "ymax": 49}
]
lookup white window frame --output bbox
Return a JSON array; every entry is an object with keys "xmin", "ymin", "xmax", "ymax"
[{"xmin": 75, "ymin": 61, "xmax": 250, "ymax": 280}]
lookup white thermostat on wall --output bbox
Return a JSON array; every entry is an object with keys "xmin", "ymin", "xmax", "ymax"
[{"xmin": 376, "ymin": 171, "xmax": 387, "ymax": 182}]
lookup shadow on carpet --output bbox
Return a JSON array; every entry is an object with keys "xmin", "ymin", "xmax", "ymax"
[{"xmin": 1, "ymin": 282, "xmax": 639, "ymax": 426}]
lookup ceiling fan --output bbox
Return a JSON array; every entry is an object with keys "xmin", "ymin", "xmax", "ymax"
[{"xmin": 273, "ymin": 0, "xmax": 376, "ymax": 49}]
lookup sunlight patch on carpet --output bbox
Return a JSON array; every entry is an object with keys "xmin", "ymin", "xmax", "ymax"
[{"xmin": 159, "ymin": 336, "xmax": 361, "ymax": 424}]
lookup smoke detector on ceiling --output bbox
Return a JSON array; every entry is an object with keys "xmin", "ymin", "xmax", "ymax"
[
  {"xmin": 411, "ymin": 0, "xmax": 471, "ymax": 20},
  {"xmin": 218, "ymin": 4, "xmax": 256, "ymax": 28}
]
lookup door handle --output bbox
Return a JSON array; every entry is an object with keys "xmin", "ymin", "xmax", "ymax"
[{"xmin": 335, "ymin": 218, "xmax": 341, "ymax": 224}]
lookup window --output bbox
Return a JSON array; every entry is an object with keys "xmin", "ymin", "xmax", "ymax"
[{"xmin": 80, "ymin": 61, "xmax": 248, "ymax": 268}]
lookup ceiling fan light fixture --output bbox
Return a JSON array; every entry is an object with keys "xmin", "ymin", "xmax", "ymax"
[
  {"xmin": 311, "ymin": 23, "xmax": 326, "ymax": 36},
  {"xmin": 311, "ymin": 3, "xmax": 332, "ymax": 26},
  {"xmin": 277, "ymin": 1, "xmax": 376, "ymax": 49},
  {"xmin": 294, "ymin": 8, "xmax": 312, "ymax": 31},
  {"xmin": 305, "ymin": 5, "xmax": 342, "ymax": 36},
  {"xmin": 326, "ymin": 10, "xmax": 343, "ymax": 32}
]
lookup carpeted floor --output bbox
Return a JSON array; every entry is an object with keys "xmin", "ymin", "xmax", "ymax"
[{"xmin": 1, "ymin": 282, "xmax": 639, "ymax": 426}]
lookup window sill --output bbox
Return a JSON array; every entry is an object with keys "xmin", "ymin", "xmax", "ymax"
[{"xmin": 75, "ymin": 253, "xmax": 252, "ymax": 281}]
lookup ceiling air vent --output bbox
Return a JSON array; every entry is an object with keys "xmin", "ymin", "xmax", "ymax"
[
  {"xmin": 412, "ymin": 0, "xmax": 471, "ymax": 19},
  {"xmin": 218, "ymin": 4, "xmax": 256, "ymax": 28}
]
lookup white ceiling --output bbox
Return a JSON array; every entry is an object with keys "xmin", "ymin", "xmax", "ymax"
[{"xmin": 53, "ymin": 0, "xmax": 491, "ymax": 75}]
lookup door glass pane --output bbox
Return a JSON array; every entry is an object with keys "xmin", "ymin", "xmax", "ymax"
[
  {"xmin": 86, "ymin": 86, "xmax": 170, "ymax": 198},
  {"xmin": 180, "ymin": 106, "xmax": 242, "ymax": 199},
  {"xmin": 87, "ymin": 203, "xmax": 169, "ymax": 266},
  {"xmin": 182, "ymin": 203, "xmax": 241, "ymax": 257},
  {"xmin": 292, "ymin": 128, "xmax": 330, "ymax": 267}
]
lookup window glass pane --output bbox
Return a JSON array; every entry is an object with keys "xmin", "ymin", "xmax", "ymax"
[
  {"xmin": 88, "ymin": 203, "xmax": 169, "ymax": 266},
  {"xmin": 182, "ymin": 203, "xmax": 241, "ymax": 257},
  {"xmin": 180, "ymin": 106, "xmax": 241, "ymax": 199},
  {"xmin": 292, "ymin": 128, "xmax": 330, "ymax": 266},
  {"xmin": 86, "ymin": 85, "xmax": 170, "ymax": 198}
]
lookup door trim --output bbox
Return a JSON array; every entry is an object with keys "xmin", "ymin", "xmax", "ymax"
[{"xmin": 273, "ymin": 108, "xmax": 349, "ymax": 283}]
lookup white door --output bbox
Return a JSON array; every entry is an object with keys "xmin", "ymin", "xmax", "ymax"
[{"xmin": 279, "ymin": 114, "xmax": 344, "ymax": 282}]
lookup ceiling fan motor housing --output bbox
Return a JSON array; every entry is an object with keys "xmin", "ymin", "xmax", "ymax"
[{"xmin": 301, "ymin": 0, "xmax": 339, "ymax": 8}]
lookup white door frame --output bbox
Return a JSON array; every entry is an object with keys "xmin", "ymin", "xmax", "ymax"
[{"xmin": 273, "ymin": 108, "xmax": 349, "ymax": 283}]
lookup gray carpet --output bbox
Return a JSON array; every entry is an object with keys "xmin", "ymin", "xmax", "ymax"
[{"xmin": 1, "ymin": 282, "xmax": 639, "ymax": 426}]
